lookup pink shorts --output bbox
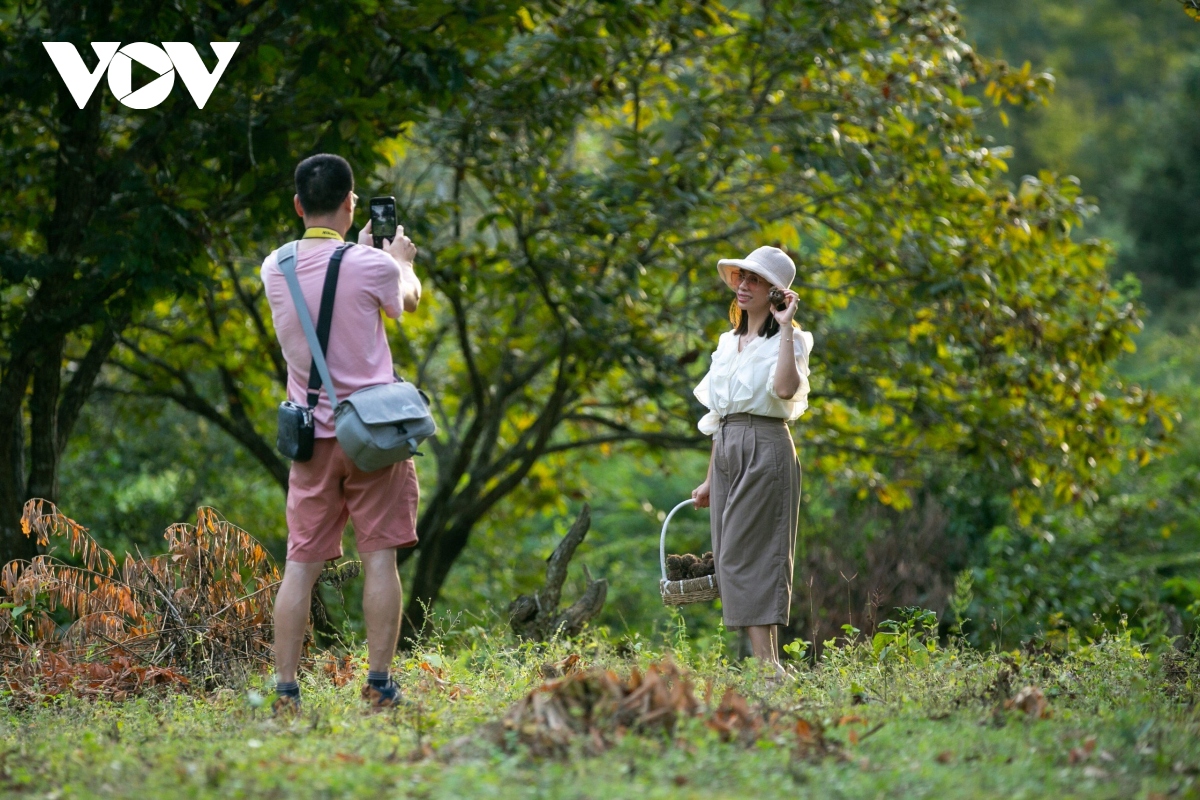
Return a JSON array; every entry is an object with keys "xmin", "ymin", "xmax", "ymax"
[{"xmin": 285, "ymin": 438, "xmax": 419, "ymax": 563}]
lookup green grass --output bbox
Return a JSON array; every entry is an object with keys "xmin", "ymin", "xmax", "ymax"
[{"xmin": 2, "ymin": 625, "xmax": 1198, "ymax": 799}]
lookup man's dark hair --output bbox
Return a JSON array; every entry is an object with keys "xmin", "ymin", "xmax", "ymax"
[{"xmin": 294, "ymin": 154, "xmax": 354, "ymax": 215}]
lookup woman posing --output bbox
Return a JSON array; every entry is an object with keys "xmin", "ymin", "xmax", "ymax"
[{"xmin": 692, "ymin": 246, "xmax": 814, "ymax": 676}]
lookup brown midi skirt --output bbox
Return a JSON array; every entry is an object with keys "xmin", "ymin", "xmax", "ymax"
[{"xmin": 710, "ymin": 413, "xmax": 801, "ymax": 628}]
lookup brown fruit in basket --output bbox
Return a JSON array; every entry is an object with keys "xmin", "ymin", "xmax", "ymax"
[
  {"xmin": 690, "ymin": 552, "xmax": 715, "ymax": 579},
  {"xmin": 666, "ymin": 554, "xmax": 687, "ymax": 581},
  {"xmin": 667, "ymin": 554, "xmax": 698, "ymax": 581},
  {"xmin": 667, "ymin": 552, "xmax": 716, "ymax": 581}
]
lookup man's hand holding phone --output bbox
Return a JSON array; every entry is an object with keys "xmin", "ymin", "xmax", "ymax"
[
  {"xmin": 386, "ymin": 224, "xmax": 417, "ymax": 264},
  {"xmin": 359, "ymin": 219, "xmax": 417, "ymax": 263},
  {"xmin": 359, "ymin": 218, "xmax": 421, "ymax": 312},
  {"xmin": 359, "ymin": 194, "xmax": 420, "ymax": 311}
]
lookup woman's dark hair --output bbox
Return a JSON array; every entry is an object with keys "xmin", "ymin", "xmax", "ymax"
[
  {"xmin": 294, "ymin": 154, "xmax": 354, "ymax": 215},
  {"xmin": 729, "ymin": 299, "xmax": 786, "ymax": 338}
]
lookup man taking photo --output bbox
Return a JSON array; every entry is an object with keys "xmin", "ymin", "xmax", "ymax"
[{"xmin": 260, "ymin": 153, "xmax": 421, "ymax": 714}]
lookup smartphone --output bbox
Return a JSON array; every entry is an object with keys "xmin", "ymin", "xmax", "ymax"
[
  {"xmin": 768, "ymin": 287, "xmax": 788, "ymax": 311},
  {"xmin": 368, "ymin": 196, "xmax": 397, "ymax": 243}
]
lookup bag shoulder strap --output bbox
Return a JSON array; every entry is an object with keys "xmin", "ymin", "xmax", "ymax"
[
  {"xmin": 277, "ymin": 241, "xmax": 351, "ymax": 409},
  {"xmin": 306, "ymin": 243, "xmax": 350, "ymax": 407}
]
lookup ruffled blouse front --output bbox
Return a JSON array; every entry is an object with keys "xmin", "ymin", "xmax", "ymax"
[{"xmin": 693, "ymin": 328, "xmax": 814, "ymax": 436}]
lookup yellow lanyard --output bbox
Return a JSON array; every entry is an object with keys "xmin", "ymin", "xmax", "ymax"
[{"xmin": 302, "ymin": 227, "xmax": 344, "ymax": 241}]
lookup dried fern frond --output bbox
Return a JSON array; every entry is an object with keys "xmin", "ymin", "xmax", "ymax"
[
  {"xmin": 3, "ymin": 500, "xmax": 283, "ymax": 699},
  {"xmin": 21, "ymin": 498, "xmax": 117, "ymax": 576}
]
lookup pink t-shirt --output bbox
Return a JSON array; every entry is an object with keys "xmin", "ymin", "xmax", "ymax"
[{"xmin": 262, "ymin": 240, "xmax": 403, "ymax": 437}]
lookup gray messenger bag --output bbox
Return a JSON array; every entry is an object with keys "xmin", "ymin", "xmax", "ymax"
[{"xmin": 276, "ymin": 240, "xmax": 436, "ymax": 471}]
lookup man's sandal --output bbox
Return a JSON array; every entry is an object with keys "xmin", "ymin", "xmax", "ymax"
[
  {"xmin": 361, "ymin": 679, "xmax": 403, "ymax": 711},
  {"xmin": 271, "ymin": 693, "xmax": 302, "ymax": 718}
]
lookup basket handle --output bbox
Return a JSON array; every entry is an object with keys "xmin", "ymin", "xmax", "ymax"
[{"xmin": 659, "ymin": 498, "xmax": 698, "ymax": 582}]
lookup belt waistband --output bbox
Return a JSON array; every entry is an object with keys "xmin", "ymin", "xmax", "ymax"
[{"xmin": 719, "ymin": 413, "xmax": 786, "ymax": 427}]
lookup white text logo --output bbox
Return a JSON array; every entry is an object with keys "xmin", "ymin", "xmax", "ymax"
[{"xmin": 42, "ymin": 42, "xmax": 240, "ymax": 110}]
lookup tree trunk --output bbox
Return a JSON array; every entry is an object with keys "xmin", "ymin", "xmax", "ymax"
[
  {"xmin": 397, "ymin": 376, "xmax": 574, "ymax": 642},
  {"xmin": 0, "ymin": 327, "xmax": 124, "ymax": 565},
  {"xmin": 0, "ymin": 358, "xmax": 33, "ymax": 565},
  {"xmin": 508, "ymin": 505, "xmax": 608, "ymax": 641},
  {"xmin": 26, "ymin": 336, "xmax": 66, "ymax": 503},
  {"xmin": 0, "ymin": 0, "xmax": 109, "ymax": 565}
]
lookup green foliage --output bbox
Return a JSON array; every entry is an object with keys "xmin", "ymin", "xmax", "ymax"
[
  {"xmin": 0, "ymin": 0, "xmax": 1185, "ymax": 655},
  {"xmin": 949, "ymin": 569, "xmax": 974, "ymax": 636},
  {"xmin": 60, "ymin": 392, "xmax": 285, "ymax": 557},
  {"xmin": 870, "ymin": 607, "xmax": 939, "ymax": 667},
  {"xmin": 959, "ymin": 0, "xmax": 1200, "ymax": 239},
  {"xmin": 782, "ymin": 637, "xmax": 809, "ymax": 662},
  {"xmin": 971, "ymin": 314, "xmax": 1200, "ymax": 648},
  {"xmin": 1123, "ymin": 62, "xmax": 1200, "ymax": 292}
]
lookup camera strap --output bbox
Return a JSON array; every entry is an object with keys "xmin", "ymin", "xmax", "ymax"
[
  {"xmin": 277, "ymin": 241, "xmax": 352, "ymax": 410},
  {"xmin": 302, "ymin": 226, "xmax": 344, "ymax": 241}
]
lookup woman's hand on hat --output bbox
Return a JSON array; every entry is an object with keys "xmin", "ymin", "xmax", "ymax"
[{"xmin": 772, "ymin": 289, "xmax": 799, "ymax": 325}]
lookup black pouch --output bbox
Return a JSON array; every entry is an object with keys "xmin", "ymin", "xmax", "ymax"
[
  {"xmin": 276, "ymin": 401, "xmax": 315, "ymax": 461},
  {"xmin": 274, "ymin": 241, "xmax": 350, "ymax": 462}
]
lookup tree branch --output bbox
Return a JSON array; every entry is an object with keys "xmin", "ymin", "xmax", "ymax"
[{"xmin": 57, "ymin": 320, "xmax": 123, "ymax": 456}]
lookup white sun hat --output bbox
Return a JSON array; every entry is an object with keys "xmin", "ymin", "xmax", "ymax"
[{"xmin": 716, "ymin": 246, "xmax": 796, "ymax": 292}]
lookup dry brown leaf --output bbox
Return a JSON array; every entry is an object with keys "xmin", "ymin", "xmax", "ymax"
[
  {"xmin": 540, "ymin": 653, "xmax": 583, "ymax": 678},
  {"xmin": 466, "ymin": 660, "xmax": 795, "ymax": 761},
  {"xmin": 1005, "ymin": 686, "xmax": 1050, "ymax": 719},
  {"xmin": 321, "ymin": 655, "xmax": 356, "ymax": 687},
  {"xmin": 1068, "ymin": 736, "xmax": 1097, "ymax": 764}
]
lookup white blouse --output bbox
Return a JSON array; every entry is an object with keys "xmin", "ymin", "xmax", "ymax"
[{"xmin": 693, "ymin": 327, "xmax": 815, "ymax": 436}]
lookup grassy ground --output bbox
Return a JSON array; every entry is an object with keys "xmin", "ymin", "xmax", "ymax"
[{"xmin": 2, "ymin": 622, "xmax": 1198, "ymax": 799}]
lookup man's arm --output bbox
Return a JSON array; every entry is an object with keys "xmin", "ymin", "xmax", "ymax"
[
  {"xmin": 396, "ymin": 258, "xmax": 421, "ymax": 313},
  {"xmin": 359, "ymin": 220, "xmax": 421, "ymax": 314}
]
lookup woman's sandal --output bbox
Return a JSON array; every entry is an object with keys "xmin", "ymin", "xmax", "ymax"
[{"xmin": 762, "ymin": 663, "xmax": 793, "ymax": 689}]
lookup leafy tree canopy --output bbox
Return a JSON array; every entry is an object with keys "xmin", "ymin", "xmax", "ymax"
[
  {"xmin": 958, "ymin": 0, "xmax": 1200, "ymax": 236},
  {"xmin": 111, "ymin": 0, "xmax": 1175, "ymax": 633},
  {"xmin": 1123, "ymin": 64, "xmax": 1200, "ymax": 293}
]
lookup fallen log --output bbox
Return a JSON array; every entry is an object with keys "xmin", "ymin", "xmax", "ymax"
[{"xmin": 508, "ymin": 504, "xmax": 607, "ymax": 640}]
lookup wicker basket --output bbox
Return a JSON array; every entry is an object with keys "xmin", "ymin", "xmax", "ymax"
[{"xmin": 659, "ymin": 499, "xmax": 719, "ymax": 606}]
